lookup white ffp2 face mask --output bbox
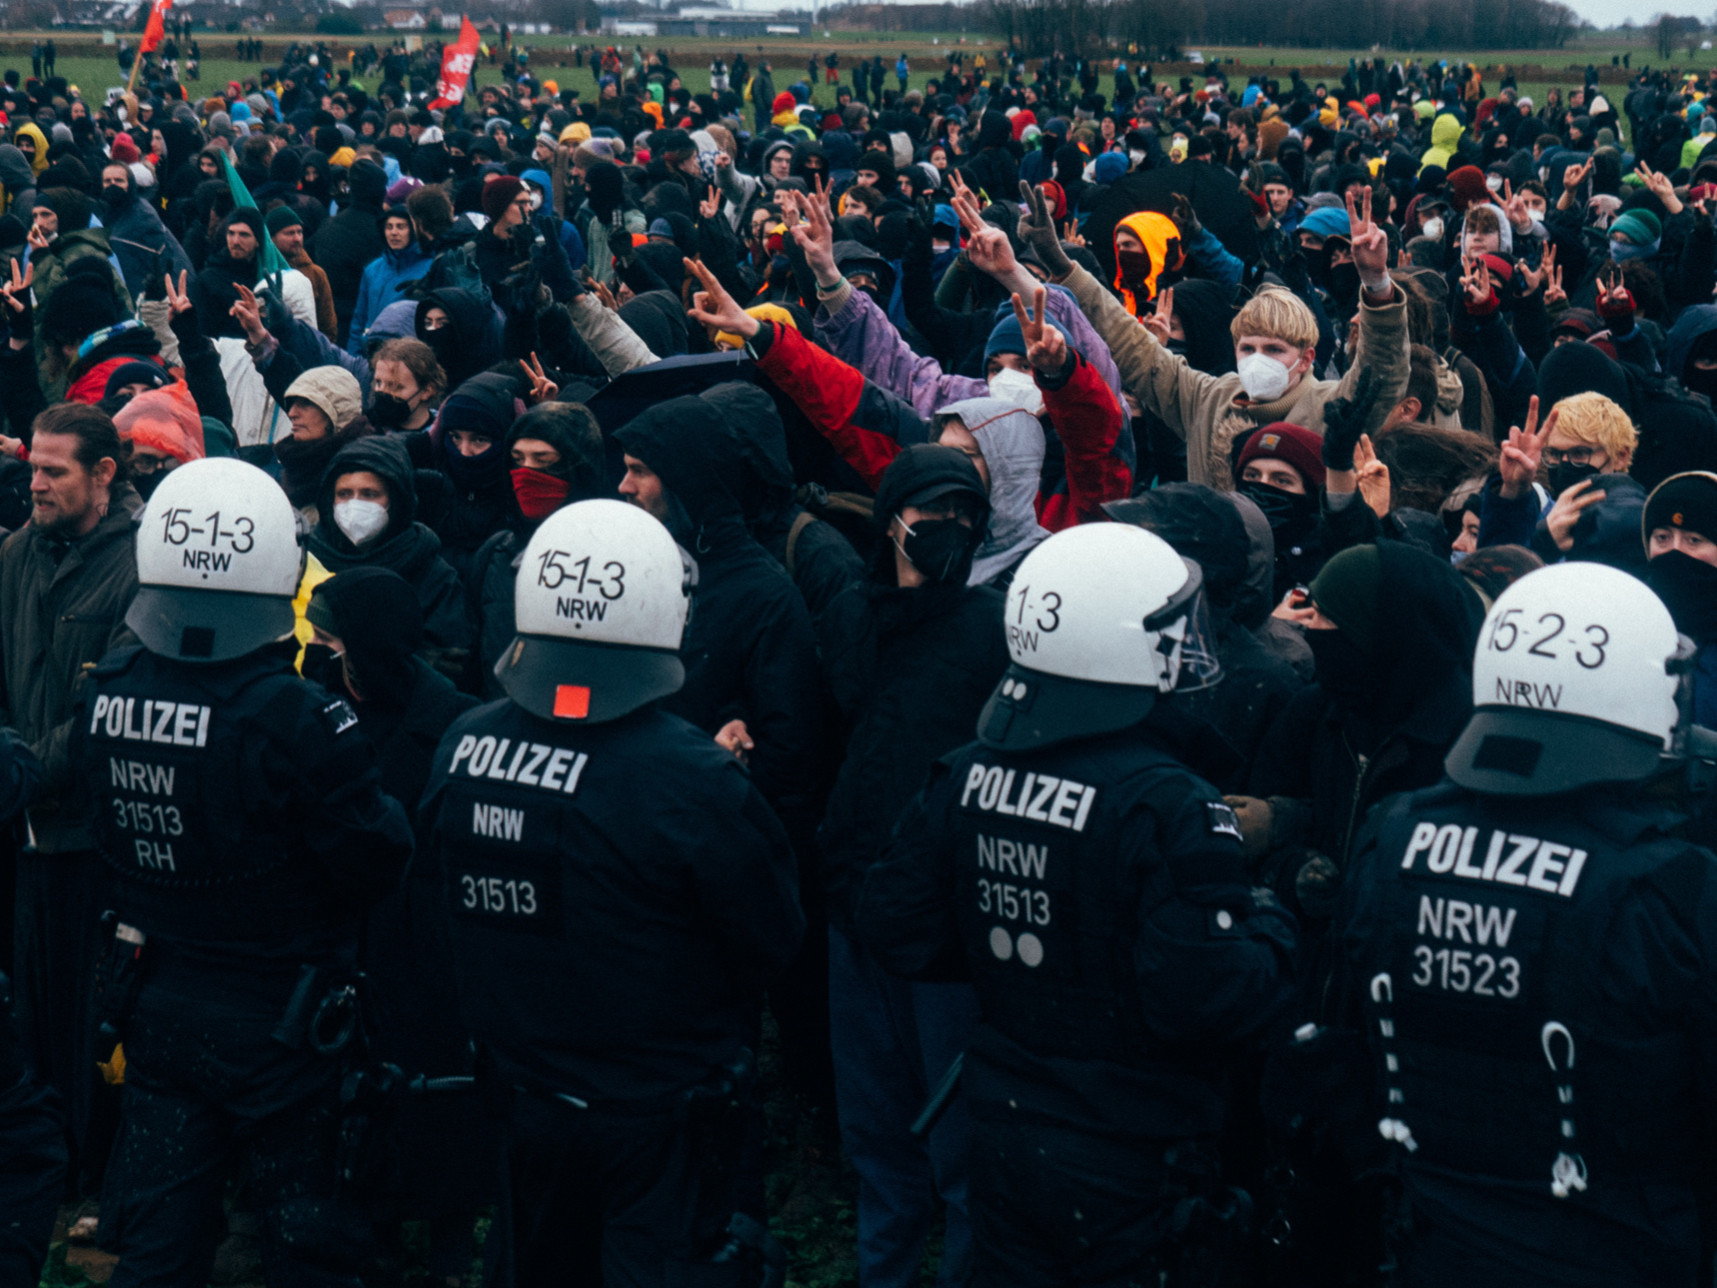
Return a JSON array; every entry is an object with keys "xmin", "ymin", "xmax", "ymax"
[
  {"xmin": 1421, "ymin": 216, "xmax": 1444, "ymax": 241},
  {"xmin": 333, "ymin": 498, "xmax": 388, "ymax": 546},
  {"xmin": 988, "ymin": 366, "xmax": 1045, "ymax": 416},
  {"xmin": 1236, "ymin": 352, "xmax": 1295, "ymax": 402}
]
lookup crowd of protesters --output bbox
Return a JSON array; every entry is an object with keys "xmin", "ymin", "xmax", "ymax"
[{"xmin": 3, "ymin": 30, "xmax": 1717, "ymax": 1288}]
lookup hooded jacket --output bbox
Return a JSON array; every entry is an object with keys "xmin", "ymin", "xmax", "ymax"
[
  {"xmin": 703, "ymin": 379, "xmax": 864, "ymax": 618},
  {"xmin": 413, "ymin": 287, "xmax": 501, "ymax": 391},
  {"xmin": 305, "ymin": 436, "xmax": 473, "ymax": 654},
  {"xmin": 10, "ymin": 124, "xmax": 48, "ymax": 180},
  {"xmin": 102, "ymin": 184, "xmax": 194, "ymax": 305},
  {"xmin": 932, "ymin": 396, "xmax": 1051, "ymax": 586},
  {"xmin": 350, "ymin": 222, "xmax": 433, "ymax": 345},
  {"xmin": 612, "ymin": 396, "xmax": 822, "ymax": 840},
  {"xmin": 1104, "ymin": 484, "xmax": 1304, "ymax": 789},
  {"xmin": 815, "ymin": 445, "xmax": 1009, "ymax": 933},
  {"xmin": 0, "ymin": 144, "xmax": 36, "ymax": 216}
]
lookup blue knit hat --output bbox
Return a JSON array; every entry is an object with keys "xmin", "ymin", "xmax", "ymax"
[
  {"xmin": 1299, "ymin": 206, "xmax": 1352, "ymax": 240},
  {"xmin": 1092, "ymin": 151, "xmax": 1129, "ymax": 184}
]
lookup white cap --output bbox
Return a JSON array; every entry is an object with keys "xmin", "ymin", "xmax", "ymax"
[
  {"xmin": 498, "ymin": 499, "xmax": 690, "ymax": 723},
  {"xmin": 127, "ymin": 458, "xmax": 302, "ymax": 662},
  {"xmin": 1447, "ymin": 562, "xmax": 1685, "ymax": 794}
]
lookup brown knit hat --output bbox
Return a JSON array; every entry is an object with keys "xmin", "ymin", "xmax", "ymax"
[
  {"xmin": 481, "ymin": 174, "xmax": 526, "ymax": 222},
  {"xmin": 1258, "ymin": 117, "xmax": 1290, "ymax": 160}
]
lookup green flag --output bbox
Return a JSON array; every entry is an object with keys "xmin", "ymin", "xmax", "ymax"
[{"xmin": 219, "ymin": 149, "xmax": 291, "ymax": 278}]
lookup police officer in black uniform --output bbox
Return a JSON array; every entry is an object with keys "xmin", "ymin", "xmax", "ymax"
[
  {"xmin": 421, "ymin": 498, "xmax": 804, "ymax": 1287},
  {"xmin": 1337, "ymin": 561, "xmax": 1717, "ymax": 1287},
  {"xmin": 857, "ymin": 522, "xmax": 1299, "ymax": 1286},
  {"xmin": 73, "ymin": 458, "xmax": 414, "ymax": 1287}
]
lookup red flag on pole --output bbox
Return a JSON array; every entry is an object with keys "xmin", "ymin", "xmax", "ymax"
[
  {"xmin": 428, "ymin": 17, "xmax": 482, "ymax": 112},
  {"xmin": 140, "ymin": 0, "xmax": 173, "ymax": 55}
]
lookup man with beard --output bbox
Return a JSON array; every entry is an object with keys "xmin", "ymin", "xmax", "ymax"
[{"xmin": 0, "ymin": 403, "xmax": 139, "ymax": 1188}]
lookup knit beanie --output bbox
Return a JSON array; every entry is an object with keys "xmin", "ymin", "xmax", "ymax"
[
  {"xmin": 1308, "ymin": 544, "xmax": 1382, "ymax": 653},
  {"xmin": 1610, "ymin": 208, "xmax": 1662, "ymax": 246},
  {"xmin": 1237, "ymin": 422, "xmax": 1328, "ymax": 491},
  {"xmin": 481, "ymin": 174, "xmax": 525, "ymax": 223},
  {"xmin": 265, "ymin": 205, "xmax": 303, "ymax": 235}
]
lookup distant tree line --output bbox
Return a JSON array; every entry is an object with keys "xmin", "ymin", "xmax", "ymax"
[{"xmin": 978, "ymin": 0, "xmax": 1586, "ymax": 56}]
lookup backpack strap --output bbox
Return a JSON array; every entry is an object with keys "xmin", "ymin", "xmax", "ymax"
[{"xmin": 784, "ymin": 510, "xmax": 817, "ymax": 578}]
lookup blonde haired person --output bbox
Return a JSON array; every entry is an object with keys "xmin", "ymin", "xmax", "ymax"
[{"xmin": 1018, "ymin": 184, "xmax": 1410, "ymax": 488}]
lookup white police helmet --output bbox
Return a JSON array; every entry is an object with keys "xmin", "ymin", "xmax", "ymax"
[
  {"xmin": 978, "ymin": 523, "xmax": 1219, "ymax": 750},
  {"xmin": 1446, "ymin": 562, "xmax": 1688, "ymax": 795},
  {"xmin": 496, "ymin": 498, "xmax": 691, "ymax": 723},
  {"xmin": 126, "ymin": 458, "xmax": 302, "ymax": 663}
]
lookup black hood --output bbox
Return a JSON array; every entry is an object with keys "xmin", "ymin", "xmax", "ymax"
[
  {"xmin": 314, "ymin": 434, "xmax": 419, "ymax": 550},
  {"xmin": 703, "ymin": 380, "xmax": 794, "ymax": 524},
  {"xmin": 613, "ymin": 395, "xmax": 749, "ymax": 546},
  {"xmin": 1168, "ymin": 278, "xmax": 1237, "ymax": 375},
  {"xmin": 414, "ymin": 286, "xmax": 500, "ymax": 388},
  {"xmin": 1103, "ymin": 482, "xmax": 1249, "ymax": 618},
  {"xmin": 618, "ymin": 289, "xmax": 689, "ymax": 358}
]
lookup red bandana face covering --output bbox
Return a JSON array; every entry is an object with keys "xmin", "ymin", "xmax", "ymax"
[{"xmin": 511, "ymin": 467, "xmax": 570, "ymax": 520}]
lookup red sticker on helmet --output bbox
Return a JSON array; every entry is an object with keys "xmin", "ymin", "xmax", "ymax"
[{"xmin": 553, "ymin": 685, "xmax": 591, "ymax": 719}]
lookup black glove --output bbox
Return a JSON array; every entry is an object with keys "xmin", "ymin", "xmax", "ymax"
[
  {"xmin": 258, "ymin": 278, "xmax": 293, "ymax": 338},
  {"xmin": 1320, "ymin": 364, "xmax": 1381, "ymax": 474},
  {"xmin": 1017, "ymin": 180, "xmax": 1073, "ymax": 279}
]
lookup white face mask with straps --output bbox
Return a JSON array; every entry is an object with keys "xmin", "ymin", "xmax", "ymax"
[
  {"xmin": 1236, "ymin": 353, "xmax": 1295, "ymax": 402},
  {"xmin": 989, "ymin": 367, "xmax": 1045, "ymax": 416},
  {"xmin": 333, "ymin": 499, "xmax": 388, "ymax": 546}
]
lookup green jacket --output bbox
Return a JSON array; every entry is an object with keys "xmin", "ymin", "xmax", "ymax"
[
  {"xmin": 0, "ymin": 493, "xmax": 141, "ymax": 852},
  {"xmin": 31, "ymin": 227, "xmax": 136, "ymax": 400}
]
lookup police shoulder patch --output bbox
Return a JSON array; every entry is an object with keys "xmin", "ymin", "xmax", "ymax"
[
  {"xmin": 1206, "ymin": 801, "xmax": 1243, "ymax": 840},
  {"xmin": 319, "ymin": 698, "xmax": 360, "ymax": 737}
]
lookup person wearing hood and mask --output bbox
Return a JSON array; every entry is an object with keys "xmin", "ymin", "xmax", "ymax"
[
  {"xmin": 1644, "ymin": 471, "xmax": 1717, "ymax": 727},
  {"xmin": 431, "ymin": 369, "xmax": 521, "ymax": 582},
  {"xmin": 99, "ymin": 159, "xmax": 192, "ymax": 304},
  {"xmin": 814, "ymin": 444, "xmax": 1006, "ymax": 1288},
  {"xmin": 301, "ymin": 568, "xmax": 492, "ymax": 1285},
  {"xmin": 414, "ymin": 287, "xmax": 501, "ymax": 392},
  {"xmin": 613, "ymin": 396, "xmax": 824, "ymax": 862},
  {"xmin": 1235, "ymin": 421, "xmax": 1332, "ymax": 601},
  {"xmin": 11, "ymin": 123, "xmax": 48, "ymax": 184},
  {"xmin": 570, "ymin": 159, "xmax": 645, "ymax": 289},
  {"xmin": 305, "ymin": 434, "xmax": 473, "ymax": 674},
  {"xmin": 471, "ymin": 399, "xmax": 608, "ymax": 696}
]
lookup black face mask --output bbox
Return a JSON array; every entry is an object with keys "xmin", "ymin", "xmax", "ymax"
[
  {"xmin": 1649, "ymin": 550, "xmax": 1717, "ymax": 642},
  {"xmin": 1306, "ymin": 626, "xmax": 1376, "ymax": 713},
  {"xmin": 1547, "ymin": 460, "xmax": 1600, "ymax": 498},
  {"xmin": 1683, "ymin": 364, "xmax": 1717, "ymax": 400},
  {"xmin": 895, "ymin": 517, "xmax": 976, "ymax": 584},
  {"xmin": 424, "ymin": 326, "xmax": 458, "ymax": 369},
  {"xmin": 103, "ymin": 184, "xmax": 128, "ymax": 206},
  {"xmin": 300, "ymin": 642, "xmax": 347, "ymax": 694},
  {"xmin": 131, "ymin": 467, "xmax": 166, "ymax": 502},
  {"xmin": 369, "ymin": 391, "xmax": 414, "ymax": 429},
  {"xmin": 1238, "ymin": 478, "xmax": 1320, "ymax": 549},
  {"xmin": 1327, "ymin": 261, "xmax": 1360, "ymax": 307}
]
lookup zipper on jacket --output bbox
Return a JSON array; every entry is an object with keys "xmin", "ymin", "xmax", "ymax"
[{"xmin": 1341, "ymin": 728, "xmax": 1372, "ymax": 862}]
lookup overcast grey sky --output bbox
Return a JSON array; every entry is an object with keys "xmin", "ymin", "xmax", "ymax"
[{"xmin": 1560, "ymin": 0, "xmax": 1701, "ymax": 26}]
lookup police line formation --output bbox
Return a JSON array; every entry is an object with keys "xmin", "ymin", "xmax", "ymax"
[{"xmin": 5, "ymin": 34, "xmax": 1717, "ymax": 1288}]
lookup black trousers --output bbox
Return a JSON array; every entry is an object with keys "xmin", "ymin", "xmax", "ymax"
[
  {"xmin": 506, "ymin": 1092, "xmax": 749, "ymax": 1288},
  {"xmin": 102, "ymin": 962, "xmax": 370, "ymax": 1288}
]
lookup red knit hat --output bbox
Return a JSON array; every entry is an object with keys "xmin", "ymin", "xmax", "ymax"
[
  {"xmin": 772, "ymin": 91, "xmax": 797, "ymax": 115},
  {"xmin": 1237, "ymin": 421, "xmax": 1327, "ymax": 490},
  {"xmin": 110, "ymin": 133, "xmax": 142, "ymax": 164},
  {"xmin": 1446, "ymin": 165, "xmax": 1490, "ymax": 212},
  {"xmin": 480, "ymin": 174, "xmax": 526, "ymax": 223}
]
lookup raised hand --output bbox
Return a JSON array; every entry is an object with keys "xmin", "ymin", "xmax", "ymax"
[
  {"xmin": 698, "ymin": 183, "xmax": 721, "ymax": 222},
  {"xmin": 1143, "ymin": 284, "xmax": 1175, "ymax": 348},
  {"xmin": 1011, "ymin": 286, "xmax": 1069, "ymax": 375},
  {"xmin": 1499, "ymin": 394, "xmax": 1556, "ymax": 499},
  {"xmin": 25, "ymin": 222, "xmax": 50, "ymax": 253},
  {"xmin": 519, "ymin": 351, "xmax": 559, "ymax": 404},
  {"xmin": 1545, "ymin": 477, "xmax": 1606, "ymax": 551},
  {"xmin": 1635, "ymin": 160, "xmax": 1682, "ymax": 213},
  {"xmin": 1502, "ymin": 185, "xmax": 1533, "ymax": 232},
  {"xmin": 683, "ymin": 256, "xmax": 755, "ymax": 338},
  {"xmin": 1170, "ymin": 191, "xmax": 1203, "ymax": 243},
  {"xmin": 1353, "ymin": 433, "xmax": 1392, "ymax": 517},
  {"xmin": 163, "ymin": 269, "xmax": 193, "ymax": 319},
  {"xmin": 589, "ymin": 275, "xmax": 619, "ymax": 312},
  {"xmin": 1015, "ymin": 179, "xmax": 1073, "ymax": 278},
  {"xmin": 1345, "ymin": 185, "xmax": 1389, "ymax": 293},
  {"xmin": 1543, "ymin": 256, "xmax": 1567, "ymax": 307},
  {"xmin": 229, "ymin": 281, "xmax": 268, "ymax": 345},
  {"xmin": 712, "ymin": 150, "xmax": 732, "ymax": 170},
  {"xmin": 784, "ymin": 182, "xmax": 839, "ymax": 286},
  {"xmin": 1459, "ymin": 256, "xmax": 1495, "ymax": 312},
  {"xmin": 1518, "ymin": 243, "xmax": 1555, "ymax": 294},
  {"xmin": 0, "ymin": 257, "xmax": 32, "ymax": 316}
]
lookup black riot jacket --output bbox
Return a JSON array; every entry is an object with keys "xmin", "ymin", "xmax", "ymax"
[
  {"xmin": 1337, "ymin": 780, "xmax": 1717, "ymax": 1288},
  {"xmin": 422, "ymin": 698, "xmax": 804, "ymax": 1104},
  {"xmin": 73, "ymin": 641, "xmax": 413, "ymax": 968},
  {"xmin": 858, "ymin": 712, "xmax": 1298, "ymax": 1144}
]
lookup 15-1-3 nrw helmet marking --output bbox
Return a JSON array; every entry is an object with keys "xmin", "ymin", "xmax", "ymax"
[
  {"xmin": 498, "ymin": 499, "xmax": 693, "ymax": 724},
  {"xmin": 126, "ymin": 457, "xmax": 302, "ymax": 663}
]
